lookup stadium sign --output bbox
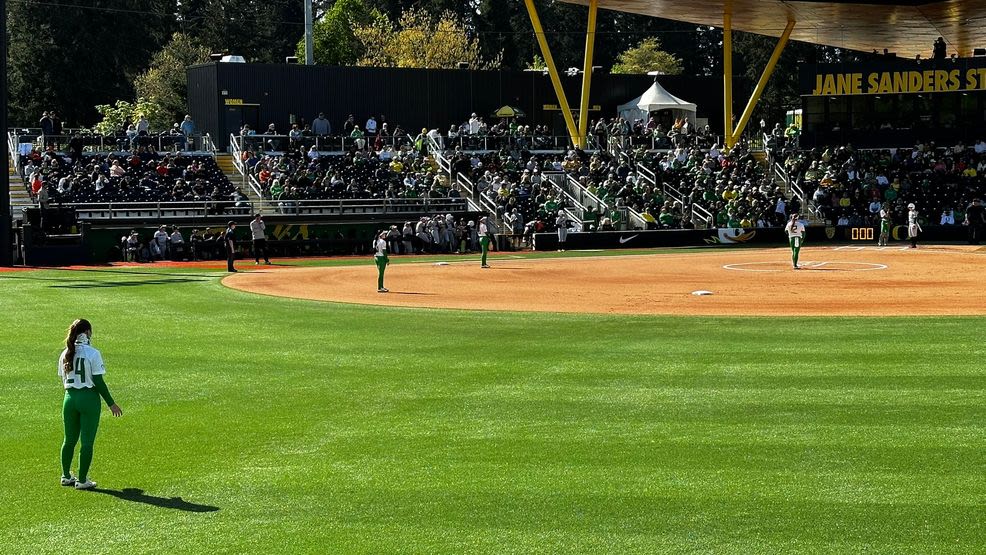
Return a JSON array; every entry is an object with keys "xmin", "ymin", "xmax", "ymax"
[{"xmin": 801, "ymin": 58, "xmax": 986, "ymax": 96}]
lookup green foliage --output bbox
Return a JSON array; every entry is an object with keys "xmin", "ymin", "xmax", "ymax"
[
  {"xmin": 526, "ymin": 54, "xmax": 547, "ymax": 71},
  {"xmin": 134, "ymin": 33, "xmax": 212, "ymax": 124},
  {"xmin": 611, "ymin": 37, "xmax": 683, "ymax": 75},
  {"xmin": 1, "ymin": 258, "xmax": 985, "ymax": 552},
  {"xmin": 354, "ymin": 7, "xmax": 501, "ymax": 69},
  {"xmin": 299, "ymin": 0, "xmax": 373, "ymax": 65},
  {"xmin": 177, "ymin": 0, "xmax": 304, "ymax": 63},
  {"xmin": 93, "ymin": 99, "xmax": 169, "ymax": 135},
  {"xmin": 5, "ymin": 0, "xmax": 175, "ymax": 126}
]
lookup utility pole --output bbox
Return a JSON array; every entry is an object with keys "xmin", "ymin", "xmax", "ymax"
[
  {"xmin": 304, "ymin": 0, "xmax": 314, "ymax": 65},
  {"xmin": 0, "ymin": 0, "xmax": 11, "ymax": 266}
]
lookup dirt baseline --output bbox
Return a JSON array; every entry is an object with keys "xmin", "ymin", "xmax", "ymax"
[{"xmin": 223, "ymin": 246, "xmax": 986, "ymax": 316}]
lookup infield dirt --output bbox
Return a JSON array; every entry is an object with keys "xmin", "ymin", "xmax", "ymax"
[{"xmin": 223, "ymin": 245, "xmax": 986, "ymax": 316}]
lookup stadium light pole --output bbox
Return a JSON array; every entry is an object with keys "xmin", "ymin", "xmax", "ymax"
[
  {"xmin": 0, "ymin": 0, "xmax": 11, "ymax": 266},
  {"xmin": 304, "ymin": 0, "xmax": 314, "ymax": 65}
]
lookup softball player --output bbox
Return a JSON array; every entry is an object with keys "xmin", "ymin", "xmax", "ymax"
[
  {"xmin": 784, "ymin": 213, "xmax": 805, "ymax": 269},
  {"xmin": 479, "ymin": 217, "xmax": 491, "ymax": 268},
  {"xmin": 374, "ymin": 231, "xmax": 389, "ymax": 292},
  {"xmin": 878, "ymin": 205, "xmax": 891, "ymax": 246},
  {"xmin": 907, "ymin": 203, "xmax": 921, "ymax": 248},
  {"xmin": 58, "ymin": 319, "xmax": 123, "ymax": 490}
]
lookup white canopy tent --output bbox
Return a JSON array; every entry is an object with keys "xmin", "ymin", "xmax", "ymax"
[{"xmin": 618, "ymin": 80, "xmax": 697, "ymax": 125}]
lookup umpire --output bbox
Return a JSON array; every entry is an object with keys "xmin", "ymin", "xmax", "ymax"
[
  {"xmin": 223, "ymin": 221, "xmax": 237, "ymax": 272},
  {"xmin": 965, "ymin": 198, "xmax": 985, "ymax": 245},
  {"xmin": 250, "ymin": 213, "xmax": 271, "ymax": 265}
]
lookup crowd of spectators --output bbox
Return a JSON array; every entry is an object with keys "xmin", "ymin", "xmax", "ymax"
[
  {"xmin": 781, "ymin": 140, "xmax": 986, "ymax": 228},
  {"xmin": 562, "ymin": 143, "xmax": 789, "ymax": 230},
  {"xmin": 587, "ymin": 116, "xmax": 720, "ymax": 151},
  {"xmin": 243, "ymin": 142, "xmax": 455, "ymax": 205},
  {"xmin": 24, "ymin": 148, "xmax": 242, "ymax": 207}
]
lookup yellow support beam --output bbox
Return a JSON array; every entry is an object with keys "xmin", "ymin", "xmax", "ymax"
[
  {"xmin": 723, "ymin": 12, "xmax": 734, "ymax": 149},
  {"xmin": 523, "ymin": 0, "xmax": 580, "ymax": 147},
  {"xmin": 577, "ymin": 0, "xmax": 599, "ymax": 148},
  {"xmin": 731, "ymin": 20, "xmax": 796, "ymax": 146}
]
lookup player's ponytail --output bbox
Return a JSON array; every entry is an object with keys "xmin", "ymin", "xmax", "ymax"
[{"xmin": 62, "ymin": 319, "xmax": 92, "ymax": 375}]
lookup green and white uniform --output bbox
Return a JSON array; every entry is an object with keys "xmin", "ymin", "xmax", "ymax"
[
  {"xmin": 479, "ymin": 221, "xmax": 491, "ymax": 267},
  {"xmin": 58, "ymin": 334, "xmax": 115, "ymax": 483},
  {"xmin": 784, "ymin": 219, "xmax": 806, "ymax": 268},
  {"xmin": 878, "ymin": 209, "xmax": 891, "ymax": 245},
  {"xmin": 373, "ymin": 238, "xmax": 389, "ymax": 290}
]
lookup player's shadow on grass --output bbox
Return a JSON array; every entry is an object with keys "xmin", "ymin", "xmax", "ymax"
[
  {"xmin": 48, "ymin": 278, "xmax": 208, "ymax": 289},
  {"xmin": 91, "ymin": 488, "xmax": 220, "ymax": 513}
]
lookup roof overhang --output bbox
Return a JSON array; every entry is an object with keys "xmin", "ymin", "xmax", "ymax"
[{"xmin": 559, "ymin": 0, "xmax": 986, "ymax": 58}]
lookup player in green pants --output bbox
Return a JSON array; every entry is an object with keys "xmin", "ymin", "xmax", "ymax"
[
  {"xmin": 479, "ymin": 216, "xmax": 491, "ymax": 268},
  {"xmin": 878, "ymin": 205, "xmax": 891, "ymax": 246},
  {"xmin": 58, "ymin": 319, "xmax": 123, "ymax": 490},
  {"xmin": 784, "ymin": 213, "xmax": 806, "ymax": 269},
  {"xmin": 374, "ymin": 231, "xmax": 389, "ymax": 292}
]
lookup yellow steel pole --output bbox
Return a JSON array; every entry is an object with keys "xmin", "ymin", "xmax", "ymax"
[
  {"xmin": 723, "ymin": 12, "xmax": 734, "ymax": 149},
  {"xmin": 731, "ymin": 20, "xmax": 796, "ymax": 145},
  {"xmin": 523, "ymin": 0, "xmax": 580, "ymax": 147},
  {"xmin": 577, "ymin": 0, "xmax": 599, "ymax": 148}
]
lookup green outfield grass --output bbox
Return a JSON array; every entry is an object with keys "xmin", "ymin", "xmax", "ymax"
[{"xmin": 1, "ymin": 256, "xmax": 984, "ymax": 554}]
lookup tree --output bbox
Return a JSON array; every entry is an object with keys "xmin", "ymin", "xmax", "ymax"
[
  {"xmin": 6, "ymin": 0, "xmax": 174, "ymax": 126},
  {"xmin": 611, "ymin": 38, "xmax": 683, "ymax": 75},
  {"xmin": 135, "ymin": 33, "xmax": 212, "ymax": 124},
  {"xmin": 178, "ymin": 0, "xmax": 305, "ymax": 64},
  {"xmin": 354, "ymin": 8, "xmax": 501, "ymax": 69},
  {"xmin": 93, "ymin": 98, "xmax": 169, "ymax": 135},
  {"xmin": 298, "ymin": 0, "xmax": 373, "ymax": 65}
]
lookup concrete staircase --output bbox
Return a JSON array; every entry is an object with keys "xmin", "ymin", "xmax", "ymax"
[
  {"xmin": 216, "ymin": 153, "xmax": 266, "ymax": 211},
  {"xmin": 9, "ymin": 160, "xmax": 34, "ymax": 221}
]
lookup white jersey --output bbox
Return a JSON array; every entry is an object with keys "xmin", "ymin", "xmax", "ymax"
[
  {"xmin": 374, "ymin": 238, "xmax": 388, "ymax": 257},
  {"xmin": 57, "ymin": 339, "xmax": 106, "ymax": 390},
  {"xmin": 250, "ymin": 219, "xmax": 266, "ymax": 240},
  {"xmin": 784, "ymin": 220, "xmax": 805, "ymax": 239},
  {"xmin": 479, "ymin": 222, "xmax": 489, "ymax": 236}
]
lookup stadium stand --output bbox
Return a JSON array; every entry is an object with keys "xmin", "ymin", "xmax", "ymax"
[{"xmin": 782, "ymin": 141, "xmax": 986, "ymax": 226}]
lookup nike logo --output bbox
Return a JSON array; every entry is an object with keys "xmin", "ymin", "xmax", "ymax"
[{"xmin": 618, "ymin": 234, "xmax": 638, "ymax": 244}]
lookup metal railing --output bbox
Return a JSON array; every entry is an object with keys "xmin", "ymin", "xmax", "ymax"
[
  {"xmin": 9, "ymin": 131, "xmax": 214, "ymax": 155},
  {"xmin": 62, "ymin": 197, "xmax": 472, "ymax": 221},
  {"xmin": 691, "ymin": 202, "xmax": 714, "ymax": 229},
  {"xmin": 563, "ymin": 174, "xmax": 610, "ymax": 213},
  {"xmin": 232, "ymin": 133, "xmax": 414, "ymax": 155}
]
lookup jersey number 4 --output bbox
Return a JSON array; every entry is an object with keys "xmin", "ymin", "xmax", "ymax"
[{"xmin": 74, "ymin": 358, "xmax": 87, "ymax": 383}]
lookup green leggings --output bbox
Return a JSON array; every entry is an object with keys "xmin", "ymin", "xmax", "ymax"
[
  {"xmin": 62, "ymin": 388, "xmax": 101, "ymax": 482},
  {"xmin": 480, "ymin": 236, "xmax": 490, "ymax": 266},
  {"xmin": 375, "ymin": 255, "xmax": 388, "ymax": 289},
  {"xmin": 790, "ymin": 237, "xmax": 802, "ymax": 266}
]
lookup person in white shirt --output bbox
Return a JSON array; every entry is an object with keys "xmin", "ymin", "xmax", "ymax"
[
  {"xmin": 907, "ymin": 203, "xmax": 922, "ymax": 248},
  {"xmin": 169, "ymin": 228, "xmax": 185, "ymax": 260},
  {"xmin": 878, "ymin": 206, "xmax": 892, "ymax": 246},
  {"xmin": 365, "ymin": 116, "xmax": 378, "ymax": 135},
  {"xmin": 58, "ymin": 319, "xmax": 123, "ymax": 490},
  {"xmin": 784, "ymin": 212, "xmax": 806, "ymax": 269},
  {"xmin": 555, "ymin": 210, "xmax": 569, "ymax": 251},
  {"xmin": 373, "ymin": 231, "xmax": 389, "ymax": 292},
  {"xmin": 478, "ymin": 216, "xmax": 491, "ymax": 268},
  {"xmin": 153, "ymin": 225, "xmax": 169, "ymax": 260},
  {"xmin": 249, "ymin": 213, "xmax": 270, "ymax": 265}
]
